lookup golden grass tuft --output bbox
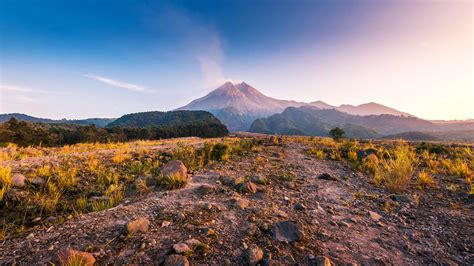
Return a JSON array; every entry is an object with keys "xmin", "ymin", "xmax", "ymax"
[
  {"xmin": 374, "ymin": 142, "xmax": 417, "ymax": 192},
  {"xmin": 417, "ymin": 171, "xmax": 435, "ymax": 189},
  {"xmin": 155, "ymin": 173, "xmax": 188, "ymax": 190}
]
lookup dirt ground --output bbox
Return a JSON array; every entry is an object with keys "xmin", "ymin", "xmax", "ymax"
[{"xmin": 1, "ymin": 139, "xmax": 472, "ymax": 265}]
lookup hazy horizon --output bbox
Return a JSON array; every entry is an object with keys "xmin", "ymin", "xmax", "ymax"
[{"xmin": 1, "ymin": 0, "xmax": 473, "ymax": 120}]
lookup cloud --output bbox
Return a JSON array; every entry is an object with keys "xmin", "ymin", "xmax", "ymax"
[
  {"xmin": 83, "ymin": 74, "xmax": 154, "ymax": 93},
  {"xmin": 143, "ymin": 6, "xmax": 228, "ymax": 87},
  {"xmin": 0, "ymin": 84, "xmax": 50, "ymax": 94}
]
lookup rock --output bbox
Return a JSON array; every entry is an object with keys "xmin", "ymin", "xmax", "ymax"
[
  {"xmin": 164, "ymin": 254, "xmax": 189, "ymax": 266},
  {"xmin": 271, "ymin": 220, "xmax": 304, "ymax": 242},
  {"xmin": 173, "ymin": 243, "xmax": 191, "ymax": 254},
  {"xmin": 294, "ymin": 203, "xmax": 306, "ymax": 211},
  {"xmin": 202, "ymin": 227, "xmax": 216, "ymax": 236},
  {"xmin": 235, "ymin": 181, "xmax": 257, "ymax": 194},
  {"xmin": 161, "ymin": 160, "xmax": 188, "ymax": 180},
  {"xmin": 390, "ymin": 194, "xmax": 413, "ymax": 203},
  {"xmin": 250, "ymin": 174, "xmax": 269, "ymax": 185},
  {"xmin": 196, "ymin": 184, "xmax": 214, "ymax": 195},
  {"xmin": 58, "ymin": 249, "xmax": 96, "ymax": 266},
  {"xmin": 231, "ymin": 197, "xmax": 250, "ymax": 209},
  {"xmin": 314, "ymin": 256, "xmax": 332, "ymax": 266},
  {"xmin": 11, "ymin": 173, "xmax": 25, "ymax": 187},
  {"xmin": 125, "ymin": 217, "xmax": 150, "ymax": 235},
  {"xmin": 368, "ymin": 211, "xmax": 382, "ymax": 221},
  {"xmin": 246, "ymin": 245, "xmax": 264, "ymax": 266},
  {"xmin": 184, "ymin": 238, "xmax": 203, "ymax": 248},
  {"xmin": 176, "ymin": 213, "xmax": 186, "ymax": 220},
  {"xmin": 220, "ymin": 176, "xmax": 235, "ymax": 185},
  {"xmin": 162, "ymin": 220, "xmax": 171, "ymax": 227},
  {"xmin": 317, "ymin": 173, "xmax": 338, "ymax": 181},
  {"xmin": 30, "ymin": 177, "xmax": 45, "ymax": 186}
]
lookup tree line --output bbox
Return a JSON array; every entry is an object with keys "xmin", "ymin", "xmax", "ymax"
[{"xmin": 0, "ymin": 118, "xmax": 228, "ymax": 147}]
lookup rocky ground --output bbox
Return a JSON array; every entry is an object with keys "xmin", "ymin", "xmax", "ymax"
[{"xmin": 1, "ymin": 138, "xmax": 473, "ymax": 265}]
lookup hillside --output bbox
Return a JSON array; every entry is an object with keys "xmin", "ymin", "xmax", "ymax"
[
  {"xmin": 250, "ymin": 106, "xmax": 474, "ymax": 140},
  {"xmin": 0, "ymin": 113, "xmax": 115, "ymax": 127},
  {"xmin": 107, "ymin": 110, "xmax": 225, "ymax": 129},
  {"xmin": 0, "ymin": 111, "xmax": 228, "ymax": 147}
]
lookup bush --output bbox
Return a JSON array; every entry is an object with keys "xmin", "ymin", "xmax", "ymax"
[
  {"xmin": 155, "ymin": 173, "xmax": 188, "ymax": 190},
  {"xmin": 375, "ymin": 142, "xmax": 417, "ymax": 192},
  {"xmin": 329, "ymin": 127, "xmax": 345, "ymax": 141},
  {"xmin": 211, "ymin": 143, "xmax": 230, "ymax": 161}
]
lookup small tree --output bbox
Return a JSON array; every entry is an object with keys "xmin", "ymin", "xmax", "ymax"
[{"xmin": 329, "ymin": 127, "xmax": 345, "ymax": 141}]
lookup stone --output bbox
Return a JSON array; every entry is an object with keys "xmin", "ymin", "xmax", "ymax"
[
  {"xmin": 294, "ymin": 203, "xmax": 306, "ymax": 211},
  {"xmin": 246, "ymin": 245, "xmax": 264, "ymax": 266},
  {"xmin": 173, "ymin": 243, "xmax": 191, "ymax": 254},
  {"xmin": 125, "ymin": 217, "xmax": 150, "ymax": 235},
  {"xmin": 162, "ymin": 220, "xmax": 171, "ymax": 227},
  {"xmin": 314, "ymin": 256, "xmax": 332, "ymax": 266},
  {"xmin": 235, "ymin": 181, "xmax": 257, "ymax": 194},
  {"xmin": 196, "ymin": 184, "xmax": 214, "ymax": 195},
  {"xmin": 271, "ymin": 220, "xmax": 304, "ymax": 242},
  {"xmin": 390, "ymin": 194, "xmax": 413, "ymax": 203},
  {"xmin": 161, "ymin": 160, "xmax": 188, "ymax": 180},
  {"xmin": 29, "ymin": 177, "xmax": 44, "ymax": 186},
  {"xmin": 202, "ymin": 227, "xmax": 216, "ymax": 236},
  {"xmin": 231, "ymin": 197, "xmax": 250, "ymax": 209},
  {"xmin": 164, "ymin": 254, "xmax": 189, "ymax": 266},
  {"xmin": 368, "ymin": 211, "xmax": 382, "ymax": 221},
  {"xmin": 11, "ymin": 173, "xmax": 25, "ymax": 187},
  {"xmin": 250, "ymin": 174, "xmax": 269, "ymax": 185},
  {"xmin": 184, "ymin": 238, "xmax": 203, "ymax": 248},
  {"xmin": 219, "ymin": 176, "xmax": 235, "ymax": 185},
  {"xmin": 58, "ymin": 249, "xmax": 96, "ymax": 266},
  {"xmin": 317, "ymin": 173, "xmax": 338, "ymax": 181}
]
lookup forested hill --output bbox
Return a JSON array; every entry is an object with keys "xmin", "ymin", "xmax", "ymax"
[{"xmin": 107, "ymin": 110, "xmax": 224, "ymax": 128}]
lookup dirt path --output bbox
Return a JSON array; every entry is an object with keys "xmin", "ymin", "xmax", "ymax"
[{"xmin": 1, "ymin": 141, "xmax": 472, "ymax": 265}]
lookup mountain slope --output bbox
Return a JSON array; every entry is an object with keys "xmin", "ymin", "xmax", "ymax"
[
  {"xmin": 250, "ymin": 106, "xmax": 381, "ymax": 138},
  {"xmin": 336, "ymin": 102, "xmax": 412, "ymax": 117},
  {"xmin": 178, "ymin": 82, "xmax": 302, "ymax": 117},
  {"xmin": 107, "ymin": 110, "xmax": 227, "ymax": 129},
  {"xmin": 0, "ymin": 113, "xmax": 115, "ymax": 127},
  {"xmin": 177, "ymin": 82, "xmax": 415, "ymax": 131}
]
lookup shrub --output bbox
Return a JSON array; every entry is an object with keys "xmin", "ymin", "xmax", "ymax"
[
  {"xmin": 210, "ymin": 143, "xmax": 230, "ymax": 161},
  {"xmin": 155, "ymin": 173, "xmax": 188, "ymax": 190},
  {"xmin": 374, "ymin": 142, "xmax": 417, "ymax": 192},
  {"xmin": 307, "ymin": 148, "xmax": 324, "ymax": 159},
  {"xmin": 329, "ymin": 127, "xmax": 345, "ymax": 142},
  {"xmin": 0, "ymin": 165, "xmax": 12, "ymax": 201},
  {"xmin": 452, "ymin": 159, "xmax": 472, "ymax": 183},
  {"xmin": 417, "ymin": 171, "xmax": 435, "ymax": 189}
]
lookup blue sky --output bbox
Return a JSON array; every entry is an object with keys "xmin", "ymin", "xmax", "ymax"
[{"xmin": 0, "ymin": 0, "xmax": 472, "ymax": 119}]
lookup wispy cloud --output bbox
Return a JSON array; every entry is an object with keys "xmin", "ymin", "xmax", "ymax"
[
  {"xmin": 0, "ymin": 84, "xmax": 50, "ymax": 94},
  {"xmin": 83, "ymin": 74, "xmax": 154, "ymax": 93}
]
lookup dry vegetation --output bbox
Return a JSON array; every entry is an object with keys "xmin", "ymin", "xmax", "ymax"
[{"xmin": 0, "ymin": 135, "xmax": 472, "ymax": 264}]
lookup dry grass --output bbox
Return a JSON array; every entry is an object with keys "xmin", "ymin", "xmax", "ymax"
[
  {"xmin": 374, "ymin": 142, "xmax": 417, "ymax": 192},
  {"xmin": 155, "ymin": 173, "xmax": 188, "ymax": 190},
  {"xmin": 0, "ymin": 164, "xmax": 12, "ymax": 201},
  {"xmin": 417, "ymin": 171, "xmax": 435, "ymax": 189}
]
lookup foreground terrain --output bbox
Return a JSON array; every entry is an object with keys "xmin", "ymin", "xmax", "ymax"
[{"xmin": 0, "ymin": 135, "xmax": 473, "ymax": 265}]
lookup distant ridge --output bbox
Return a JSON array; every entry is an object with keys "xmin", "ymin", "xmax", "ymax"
[{"xmin": 0, "ymin": 113, "xmax": 115, "ymax": 127}]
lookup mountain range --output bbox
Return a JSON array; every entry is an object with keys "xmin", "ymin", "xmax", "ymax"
[
  {"xmin": 177, "ymin": 82, "xmax": 413, "ymax": 131},
  {"xmin": 2, "ymin": 81, "xmax": 473, "ymax": 141},
  {"xmin": 0, "ymin": 113, "xmax": 115, "ymax": 127}
]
